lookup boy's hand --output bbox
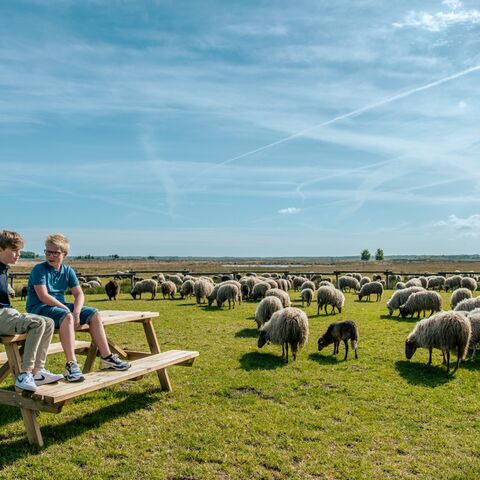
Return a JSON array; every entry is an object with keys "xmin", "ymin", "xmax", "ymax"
[{"xmin": 73, "ymin": 312, "xmax": 81, "ymax": 329}]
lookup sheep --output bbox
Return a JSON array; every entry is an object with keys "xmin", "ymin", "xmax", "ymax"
[
  {"xmin": 77, "ymin": 276, "xmax": 87, "ymax": 283},
  {"xmin": 387, "ymin": 274, "xmax": 401, "ymax": 289},
  {"xmin": 166, "ymin": 274, "xmax": 183, "ymax": 287},
  {"xmin": 265, "ymin": 288, "xmax": 291, "ymax": 308},
  {"xmin": 258, "ymin": 307, "xmax": 309, "ymax": 362},
  {"xmin": 194, "ymin": 278, "xmax": 214, "ymax": 304},
  {"xmin": 300, "ymin": 280, "xmax": 315, "ymax": 291},
  {"xmin": 105, "ymin": 280, "xmax": 120, "ymax": 301},
  {"xmin": 251, "ymin": 282, "xmax": 271, "ymax": 301},
  {"xmin": 379, "ymin": 279, "xmax": 386, "ymax": 290},
  {"xmin": 160, "ymin": 280, "xmax": 177, "ymax": 300},
  {"xmin": 86, "ymin": 280, "xmax": 101, "ymax": 289},
  {"xmin": 240, "ymin": 283, "xmax": 250, "ymax": 300},
  {"xmin": 152, "ymin": 273, "xmax": 165, "ymax": 282},
  {"xmin": 316, "ymin": 286, "xmax": 345, "ymax": 315},
  {"xmin": 217, "ymin": 283, "xmax": 239, "ymax": 309},
  {"xmin": 405, "ymin": 311, "xmax": 471, "ymax": 373},
  {"xmin": 338, "ymin": 276, "xmax": 360, "ymax": 293},
  {"xmin": 220, "ymin": 274, "xmax": 234, "ymax": 282},
  {"xmin": 20, "ymin": 285, "xmax": 28, "ymax": 301},
  {"xmin": 114, "ymin": 271, "xmax": 127, "ymax": 280},
  {"xmin": 372, "ymin": 274, "xmax": 382, "ymax": 281},
  {"xmin": 461, "ymin": 277, "xmax": 477, "ymax": 292},
  {"xmin": 360, "ymin": 276, "xmax": 371, "ymax": 287},
  {"xmin": 405, "ymin": 278, "xmax": 422, "ymax": 288},
  {"xmin": 399, "ymin": 291, "xmax": 442, "ymax": 319},
  {"xmin": 445, "ymin": 275, "xmax": 462, "ymax": 292},
  {"xmin": 454, "ymin": 297, "xmax": 480, "ymax": 312},
  {"xmin": 426, "ymin": 276, "xmax": 445, "ymax": 290},
  {"xmin": 386, "ymin": 286, "xmax": 425, "ymax": 316},
  {"xmin": 131, "ymin": 279, "xmax": 158, "ymax": 300},
  {"xmin": 395, "ymin": 282, "xmax": 406, "ymax": 290},
  {"xmin": 450, "ymin": 288, "xmax": 473, "ymax": 309},
  {"xmin": 293, "ymin": 276, "xmax": 308, "ymax": 291},
  {"xmin": 358, "ymin": 281, "xmax": 384, "ymax": 302},
  {"xmin": 301, "ymin": 288, "xmax": 314, "ymax": 307},
  {"xmin": 262, "ymin": 278, "xmax": 278, "ymax": 289},
  {"xmin": 254, "ymin": 296, "xmax": 284, "ymax": 328},
  {"xmin": 180, "ymin": 279, "xmax": 195, "ymax": 299},
  {"xmin": 276, "ymin": 278, "xmax": 289, "ymax": 292},
  {"xmin": 318, "ymin": 280, "xmax": 332, "ymax": 287},
  {"xmin": 352, "ymin": 273, "xmax": 362, "ymax": 282},
  {"xmin": 222, "ymin": 280, "xmax": 243, "ymax": 303},
  {"xmin": 86, "ymin": 276, "xmax": 102, "ymax": 285},
  {"xmin": 465, "ymin": 310, "xmax": 480, "ymax": 358},
  {"xmin": 317, "ymin": 320, "xmax": 359, "ymax": 360}
]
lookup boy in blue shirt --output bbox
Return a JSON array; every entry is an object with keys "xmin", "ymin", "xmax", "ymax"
[
  {"xmin": 27, "ymin": 233, "xmax": 130, "ymax": 382},
  {"xmin": 0, "ymin": 230, "xmax": 63, "ymax": 392}
]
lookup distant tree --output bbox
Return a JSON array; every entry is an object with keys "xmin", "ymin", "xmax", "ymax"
[
  {"xmin": 361, "ymin": 249, "xmax": 371, "ymax": 261},
  {"xmin": 375, "ymin": 248, "xmax": 384, "ymax": 261},
  {"xmin": 20, "ymin": 251, "xmax": 37, "ymax": 259},
  {"xmin": 110, "ymin": 254, "xmax": 120, "ymax": 260}
]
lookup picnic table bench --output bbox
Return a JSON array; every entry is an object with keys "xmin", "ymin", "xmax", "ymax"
[{"xmin": 0, "ymin": 310, "xmax": 199, "ymax": 448}]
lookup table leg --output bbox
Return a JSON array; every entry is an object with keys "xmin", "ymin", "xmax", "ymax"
[
  {"xmin": 143, "ymin": 319, "xmax": 172, "ymax": 392},
  {"xmin": 83, "ymin": 341, "xmax": 98, "ymax": 373}
]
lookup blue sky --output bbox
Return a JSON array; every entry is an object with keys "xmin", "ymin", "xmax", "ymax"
[{"xmin": 2, "ymin": 0, "xmax": 480, "ymax": 256}]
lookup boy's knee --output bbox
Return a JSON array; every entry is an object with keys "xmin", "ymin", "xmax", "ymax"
[{"xmin": 61, "ymin": 313, "xmax": 74, "ymax": 326}]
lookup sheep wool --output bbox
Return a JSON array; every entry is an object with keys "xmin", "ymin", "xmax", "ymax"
[
  {"xmin": 358, "ymin": 281, "xmax": 384, "ymax": 302},
  {"xmin": 399, "ymin": 291, "xmax": 442, "ymax": 319},
  {"xmin": 317, "ymin": 286, "xmax": 345, "ymax": 315},
  {"xmin": 216, "ymin": 283, "xmax": 240, "ymax": 309},
  {"xmin": 264, "ymin": 288, "xmax": 291, "ymax": 308},
  {"xmin": 386, "ymin": 286, "xmax": 425, "ymax": 315},
  {"xmin": 301, "ymin": 288, "xmax": 314, "ymax": 307},
  {"xmin": 160, "ymin": 280, "xmax": 177, "ymax": 300},
  {"xmin": 450, "ymin": 288, "xmax": 473, "ymax": 309},
  {"xmin": 254, "ymin": 296, "xmax": 284, "ymax": 328},
  {"xmin": 131, "ymin": 279, "xmax": 158, "ymax": 300}
]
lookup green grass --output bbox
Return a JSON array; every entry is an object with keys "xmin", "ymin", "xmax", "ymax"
[{"xmin": 1, "ymin": 290, "xmax": 480, "ymax": 479}]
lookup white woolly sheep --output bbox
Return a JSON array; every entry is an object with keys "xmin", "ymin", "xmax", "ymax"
[
  {"xmin": 293, "ymin": 276, "xmax": 308, "ymax": 290},
  {"xmin": 317, "ymin": 286, "xmax": 345, "ymax": 315},
  {"xmin": 405, "ymin": 311, "xmax": 471, "ymax": 373},
  {"xmin": 276, "ymin": 278, "xmax": 289, "ymax": 292},
  {"xmin": 318, "ymin": 280, "xmax": 332, "ymax": 287},
  {"xmin": 395, "ymin": 282, "xmax": 406, "ymax": 290},
  {"xmin": 465, "ymin": 310, "xmax": 480, "ymax": 358},
  {"xmin": 258, "ymin": 307, "xmax": 309, "ymax": 362},
  {"xmin": 454, "ymin": 297, "xmax": 480, "ymax": 312},
  {"xmin": 405, "ymin": 278, "xmax": 422, "ymax": 288},
  {"xmin": 387, "ymin": 274, "xmax": 401, "ymax": 289},
  {"xmin": 86, "ymin": 276, "xmax": 102, "ymax": 285},
  {"xmin": 251, "ymin": 282, "xmax": 271, "ymax": 301},
  {"xmin": 358, "ymin": 281, "xmax": 384, "ymax": 302},
  {"xmin": 160, "ymin": 280, "xmax": 177, "ymax": 300},
  {"xmin": 86, "ymin": 280, "xmax": 101, "ymax": 289},
  {"xmin": 180, "ymin": 280, "xmax": 195, "ymax": 299},
  {"xmin": 360, "ymin": 276, "xmax": 371, "ymax": 287},
  {"xmin": 301, "ymin": 288, "xmax": 314, "ymax": 307},
  {"xmin": 254, "ymin": 296, "xmax": 283, "ymax": 328},
  {"xmin": 317, "ymin": 320, "xmax": 359, "ymax": 360},
  {"xmin": 166, "ymin": 274, "xmax": 183, "ymax": 287},
  {"xmin": 217, "ymin": 283, "xmax": 239, "ymax": 309},
  {"xmin": 399, "ymin": 291, "xmax": 442, "ymax": 319},
  {"xmin": 386, "ymin": 286, "xmax": 425, "ymax": 316},
  {"xmin": 264, "ymin": 288, "xmax": 291, "ymax": 308},
  {"xmin": 426, "ymin": 276, "xmax": 445, "ymax": 290},
  {"xmin": 445, "ymin": 275, "xmax": 462, "ymax": 292},
  {"xmin": 131, "ymin": 279, "xmax": 158, "ymax": 300},
  {"xmin": 450, "ymin": 288, "xmax": 473, "ymax": 309},
  {"xmin": 461, "ymin": 277, "xmax": 477, "ymax": 292},
  {"xmin": 194, "ymin": 278, "xmax": 214, "ymax": 304},
  {"xmin": 300, "ymin": 280, "xmax": 315, "ymax": 291},
  {"xmin": 262, "ymin": 278, "xmax": 278, "ymax": 289},
  {"xmin": 338, "ymin": 276, "xmax": 360, "ymax": 293}
]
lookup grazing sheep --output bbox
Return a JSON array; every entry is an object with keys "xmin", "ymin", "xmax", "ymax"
[
  {"xmin": 300, "ymin": 280, "xmax": 315, "ymax": 291},
  {"xmin": 426, "ymin": 276, "xmax": 445, "ymax": 290},
  {"xmin": 395, "ymin": 282, "xmax": 406, "ymax": 290},
  {"xmin": 114, "ymin": 271, "xmax": 127, "ymax": 280},
  {"xmin": 318, "ymin": 280, "xmax": 332, "ymax": 287},
  {"xmin": 352, "ymin": 273, "xmax": 362, "ymax": 282},
  {"xmin": 254, "ymin": 296, "xmax": 284, "ymax": 328},
  {"xmin": 258, "ymin": 307, "xmax": 309, "ymax": 362},
  {"xmin": 152, "ymin": 273, "xmax": 165, "ymax": 282},
  {"xmin": 387, "ymin": 274, "xmax": 401, "ymax": 289},
  {"xmin": 223, "ymin": 280, "xmax": 243, "ymax": 303},
  {"xmin": 465, "ymin": 310, "xmax": 480, "ymax": 358},
  {"xmin": 405, "ymin": 278, "xmax": 422, "ymax": 288},
  {"xmin": 251, "ymin": 282, "xmax": 271, "ymax": 301},
  {"xmin": 317, "ymin": 286, "xmax": 345, "ymax": 315},
  {"xmin": 276, "ymin": 278, "xmax": 289, "ymax": 292},
  {"xmin": 405, "ymin": 311, "xmax": 471, "ymax": 373},
  {"xmin": 317, "ymin": 320, "xmax": 359, "ymax": 360},
  {"xmin": 338, "ymin": 276, "xmax": 360, "ymax": 293},
  {"xmin": 160, "ymin": 280, "xmax": 177, "ymax": 300},
  {"xmin": 20, "ymin": 285, "xmax": 28, "ymax": 301},
  {"xmin": 240, "ymin": 283, "xmax": 250, "ymax": 300},
  {"xmin": 358, "ymin": 281, "xmax": 384, "ymax": 302},
  {"xmin": 105, "ymin": 280, "xmax": 120, "ymax": 301},
  {"xmin": 445, "ymin": 275, "xmax": 462, "ymax": 292},
  {"xmin": 301, "ymin": 288, "xmax": 314, "ymax": 307},
  {"xmin": 360, "ymin": 276, "xmax": 371, "ymax": 287},
  {"xmin": 221, "ymin": 274, "xmax": 234, "ymax": 282},
  {"xmin": 380, "ymin": 279, "xmax": 386, "ymax": 289},
  {"xmin": 262, "ymin": 278, "xmax": 278, "ymax": 289},
  {"xmin": 418, "ymin": 277, "xmax": 428, "ymax": 288},
  {"xmin": 166, "ymin": 274, "xmax": 183, "ymax": 287},
  {"xmin": 86, "ymin": 280, "xmax": 101, "ymax": 289},
  {"xmin": 265, "ymin": 288, "xmax": 291, "ymax": 308},
  {"xmin": 180, "ymin": 279, "xmax": 195, "ymax": 299},
  {"xmin": 194, "ymin": 278, "xmax": 213, "ymax": 304},
  {"xmin": 454, "ymin": 297, "xmax": 480, "ymax": 312},
  {"xmin": 207, "ymin": 284, "xmax": 221, "ymax": 307},
  {"xmin": 450, "ymin": 288, "xmax": 473, "ymax": 309},
  {"xmin": 77, "ymin": 276, "xmax": 87, "ymax": 283},
  {"xmin": 86, "ymin": 276, "xmax": 102, "ymax": 285},
  {"xmin": 217, "ymin": 283, "xmax": 239, "ymax": 309},
  {"xmin": 461, "ymin": 277, "xmax": 477, "ymax": 292},
  {"xmin": 131, "ymin": 279, "xmax": 158, "ymax": 300},
  {"xmin": 293, "ymin": 276, "xmax": 308, "ymax": 291},
  {"xmin": 399, "ymin": 291, "xmax": 442, "ymax": 319},
  {"xmin": 386, "ymin": 287, "xmax": 425, "ymax": 316},
  {"xmin": 372, "ymin": 274, "xmax": 382, "ymax": 281}
]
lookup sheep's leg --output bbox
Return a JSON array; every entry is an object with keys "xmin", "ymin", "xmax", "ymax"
[
  {"xmin": 285, "ymin": 343, "xmax": 289, "ymax": 363},
  {"xmin": 446, "ymin": 350, "xmax": 451, "ymax": 373},
  {"xmin": 281, "ymin": 343, "xmax": 285, "ymax": 358},
  {"xmin": 428, "ymin": 348, "xmax": 432, "ymax": 365},
  {"xmin": 292, "ymin": 344, "xmax": 297, "ymax": 361},
  {"xmin": 317, "ymin": 304, "xmax": 320, "ymax": 315},
  {"xmin": 343, "ymin": 340, "xmax": 348, "ymax": 360}
]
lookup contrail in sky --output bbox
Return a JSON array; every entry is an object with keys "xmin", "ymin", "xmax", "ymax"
[{"xmin": 210, "ymin": 64, "xmax": 480, "ymax": 169}]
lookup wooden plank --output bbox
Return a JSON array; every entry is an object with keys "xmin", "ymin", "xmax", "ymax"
[
  {"xmin": 0, "ymin": 390, "xmax": 63, "ymax": 413},
  {"xmin": 143, "ymin": 319, "xmax": 172, "ymax": 392},
  {"xmin": 122, "ymin": 350, "xmax": 151, "ymax": 360},
  {"xmin": 82, "ymin": 341, "xmax": 98, "ymax": 374},
  {"xmin": 33, "ymin": 350, "xmax": 199, "ymax": 404}
]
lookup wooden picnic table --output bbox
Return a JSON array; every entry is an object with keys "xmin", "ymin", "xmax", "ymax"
[{"xmin": 0, "ymin": 310, "xmax": 199, "ymax": 447}]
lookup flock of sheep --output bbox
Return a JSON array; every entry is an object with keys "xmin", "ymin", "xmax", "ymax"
[{"xmin": 69, "ymin": 270, "xmax": 480, "ymax": 373}]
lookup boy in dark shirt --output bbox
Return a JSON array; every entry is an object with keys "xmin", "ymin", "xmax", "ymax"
[{"xmin": 0, "ymin": 230, "xmax": 63, "ymax": 392}]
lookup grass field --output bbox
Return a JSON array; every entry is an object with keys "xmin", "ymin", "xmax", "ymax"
[{"xmin": 1, "ymin": 288, "xmax": 480, "ymax": 479}]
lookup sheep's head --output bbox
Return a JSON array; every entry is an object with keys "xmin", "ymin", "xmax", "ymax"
[
  {"xmin": 357, "ymin": 293, "xmax": 363, "ymax": 301},
  {"xmin": 258, "ymin": 330, "xmax": 269, "ymax": 348},
  {"xmin": 405, "ymin": 339, "xmax": 417, "ymax": 359},
  {"xmin": 317, "ymin": 336, "xmax": 328, "ymax": 351},
  {"xmin": 130, "ymin": 291, "xmax": 137, "ymax": 300},
  {"xmin": 399, "ymin": 305, "xmax": 408, "ymax": 318}
]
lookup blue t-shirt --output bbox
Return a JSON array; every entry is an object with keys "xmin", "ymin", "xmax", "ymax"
[{"xmin": 26, "ymin": 262, "xmax": 80, "ymax": 312}]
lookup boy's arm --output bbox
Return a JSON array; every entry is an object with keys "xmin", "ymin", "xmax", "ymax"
[
  {"xmin": 34, "ymin": 285, "xmax": 70, "ymax": 311},
  {"xmin": 70, "ymin": 285, "xmax": 85, "ymax": 328}
]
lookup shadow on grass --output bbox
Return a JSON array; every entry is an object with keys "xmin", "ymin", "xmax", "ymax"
[
  {"xmin": 239, "ymin": 351, "xmax": 286, "ymax": 371},
  {"xmin": 395, "ymin": 360, "xmax": 452, "ymax": 387},
  {"xmin": 308, "ymin": 352, "xmax": 342, "ymax": 364},
  {"xmin": 235, "ymin": 328, "xmax": 258, "ymax": 339},
  {"xmin": 380, "ymin": 314, "xmax": 418, "ymax": 323},
  {"xmin": 0, "ymin": 389, "xmax": 162, "ymax": 465},
  {"xmin": 175, "ymin": 303, "xmax": 198, "ymax": 307}
]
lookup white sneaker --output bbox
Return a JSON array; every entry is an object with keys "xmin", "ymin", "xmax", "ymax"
[
  {"xmin": 33, "ymin": 369, "xmax": 64, "ymax": 385},
  {"xmin": 15, "ymin": 372, "xmax": 37, "ymax": 392}
]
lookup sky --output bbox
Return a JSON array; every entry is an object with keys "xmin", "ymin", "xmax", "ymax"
[{"xmin": 2, "ymin": 0, "xmax": 480, "ymax": 257}]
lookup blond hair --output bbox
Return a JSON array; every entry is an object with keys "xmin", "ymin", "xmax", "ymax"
[
  {"xmin": 45, "ymin": 233, "xmax": 70, "ymax": 254},
  {"xmin": 0, "ymin": 230, "xmax": 24, "ymax": 250}
]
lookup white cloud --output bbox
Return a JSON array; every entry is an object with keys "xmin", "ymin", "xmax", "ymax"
[
  {"xmin": 393, "ymin": 3, "xmax": 480, "ymax": 31},
  {"xmin": 458, "ymin": 100, "xmax": 468, "ymax": 108},
  {"xmin": 278, "ymin": 207, "xmax": 301, "ymax": 215},
  {"xmin": 435, "ymin": 214, "xmax": 480, "ymax": 236}
]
